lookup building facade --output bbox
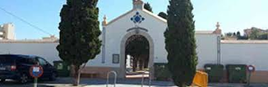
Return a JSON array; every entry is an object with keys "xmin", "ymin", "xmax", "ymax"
[
  {"xmin": 84, "ymin": 0, "xmax": 220, "ymax": 78},
  {"xmin": 244, "ymin": 27, "xmax": 268, "ymax": 37},
  {"xmin": 0, "ymin": 23, "xmax": 15, "ymax": 40}
]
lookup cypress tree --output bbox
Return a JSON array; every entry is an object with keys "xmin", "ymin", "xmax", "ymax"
[
  {"xmin": 164, "ymin": 0, "xmax": 197, "ymax": 86},
  {"xmin": 158, "ymin": 12, "xmax": 167, "ymax": 19},
  {"xmin": 57, "ymin": 0, "xmax": 101, "ymax": 86},
  {"xmin": 144, "ymin": 2, "xmax": 153, "ymax": 12}
]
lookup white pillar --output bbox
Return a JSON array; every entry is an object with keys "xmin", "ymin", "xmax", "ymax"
[
  {"xmin": 102, "ymin": 27, "xmax": 106, "ymax": 63},
  {"xmin": 102, "ymin": 16, "xmax": 107, "ymax": 63}
]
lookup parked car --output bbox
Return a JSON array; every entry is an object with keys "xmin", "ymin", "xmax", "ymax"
[{"xmin": 0, "ymin": 54, "xmax": 57, "ymax": 83}]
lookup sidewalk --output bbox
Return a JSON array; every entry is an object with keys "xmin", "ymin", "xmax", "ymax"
[
  {"xmin": 33, "ymin": 78, "xmax": 268, "ymax": 87},
  {"xmin": 1, "ymin": 77, "xmax": 268, "ymax": 87}
]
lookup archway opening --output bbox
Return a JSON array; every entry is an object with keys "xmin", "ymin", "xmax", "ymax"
[{"xmin": 125, "ymin": 35, "xmax": 150, "ymax": 79}]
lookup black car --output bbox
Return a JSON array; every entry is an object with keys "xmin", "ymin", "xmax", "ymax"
[{"xmin": 0, "ymin": 54, "xmax": 57, "ymax": 83}]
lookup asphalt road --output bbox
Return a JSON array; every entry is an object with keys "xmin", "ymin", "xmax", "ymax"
[{"xmin": 1, "ymin": 78, "xmax": 268, "ymax": 87}]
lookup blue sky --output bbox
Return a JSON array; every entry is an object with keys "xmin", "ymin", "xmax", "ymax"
[{"xmin": 0, "ymin": 0, "xmax": 268, "ymax": 39}]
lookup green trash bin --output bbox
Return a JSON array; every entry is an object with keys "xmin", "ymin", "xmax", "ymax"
[
  {"xmin": 226, "ymin": 64, "xmax": 247, "ymax": 83},
  {"xmin": 204, "ymin": 64, "xmax": 224, "ymax": 82},
  {"xmin": 154, "ymin": 63, "xmax": 171, "ymax": 81},
  {"xmin": 53, "ymin": 61, "xmax": 70, "ymax": 77}
]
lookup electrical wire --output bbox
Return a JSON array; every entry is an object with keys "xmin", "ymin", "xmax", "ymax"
[{"xmin": 0, "ymin": 7, "xmax": 52, "ymax": 36}]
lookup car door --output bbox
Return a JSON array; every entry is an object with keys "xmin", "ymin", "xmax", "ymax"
[{"xmin": 18, "ymin": 57, "xmax": 37, "ymax": 76}]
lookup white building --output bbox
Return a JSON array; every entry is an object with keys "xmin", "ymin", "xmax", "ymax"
[
  {"xmin": 0, "ymin": 23, "xmax": 15, "ymax": 40},
  {"xmin": 0, "ymin": 0, "xmax": 267, "ymax": 83},
  {"xmin": 86, "ymin": 0, "xmax": 221, "ymax": 78}
]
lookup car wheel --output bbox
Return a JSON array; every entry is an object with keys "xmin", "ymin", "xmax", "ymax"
[
  {"xmin": 0, "ymin": 79, "xmax": 5, "ymax": 83},
  {"xmin": 19, "ymin": 73, "xmax": 28, "ymax": 84},
  {"xmin": 49, "ymin": 72, "xmax": 57, "ymax": 81}
]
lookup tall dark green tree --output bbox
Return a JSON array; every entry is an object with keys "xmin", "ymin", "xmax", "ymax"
[
  {"xmin": 158, "ymin": 12, "xmax": 167, "ymax": 19},
  {"xmin": 57, "ymin": 0, "xmax": 101, "ymax": 86},
  {"xmin": 144, "ymin": 2, "xmax": 153, "ymax": 12},
  {"xmin": 164, "ymin": 0, "xmax": 197, "ymax": 86}
]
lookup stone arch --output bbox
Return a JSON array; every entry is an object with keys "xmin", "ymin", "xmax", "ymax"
[{"xmin": 119, "ymin": 28, "xmax": 154, "ymax": 79}]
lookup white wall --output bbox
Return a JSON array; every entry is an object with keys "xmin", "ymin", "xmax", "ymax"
[
  {"xmin": 151, "ymin": 33, "xmax": 220, "ymax": 70},
  {"xmin": 195, "ymin": 34, "xmax": 219, "ymax": 69},
  {"xmin": 0, "ymin": 42, "xmax": 104, "ymax": 67},
  {"xmin": 0, "ymin": 43, "xmax": 60, "ymax": 64},
  {"xmin": 221, "ymin": 43, "xmax": 268, "ymax": 71}
]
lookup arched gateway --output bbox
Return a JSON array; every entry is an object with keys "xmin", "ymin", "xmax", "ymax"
[
  {"xmin": 120, "ymin": 28, "xmax": 154, "ymax": 79},
  {"xmin": 92, "ymin": 0, "xmax": 169, "ymax": 79},
  {"xmin": 82, "ymin": 0, "xmax": 220, "ymax": 79}
]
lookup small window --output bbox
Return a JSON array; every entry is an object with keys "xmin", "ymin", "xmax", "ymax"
[
  {"xmin": 20, "ymin": 58, "xmax": 36, "ymax": 64},
  {"xmin": 37, "ymin": 57, "xmax": 47, "ymax": 66},
  {"xmin": 27, "ymin": 58, "xmax": 37, "ymax": 64},
  {"xmin": 112, "ymin": 54, "xmax": 119, "ymax": 64}
]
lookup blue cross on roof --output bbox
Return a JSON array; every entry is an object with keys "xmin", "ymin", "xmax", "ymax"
[{"xmin": 131, "ymin": 12, "xmax": 145, "ymax": 24}]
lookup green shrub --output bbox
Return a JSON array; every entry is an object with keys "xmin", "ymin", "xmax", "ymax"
[{"xmin": 154, "ymin": 63, "xmax": 171, "ymax": 81}]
